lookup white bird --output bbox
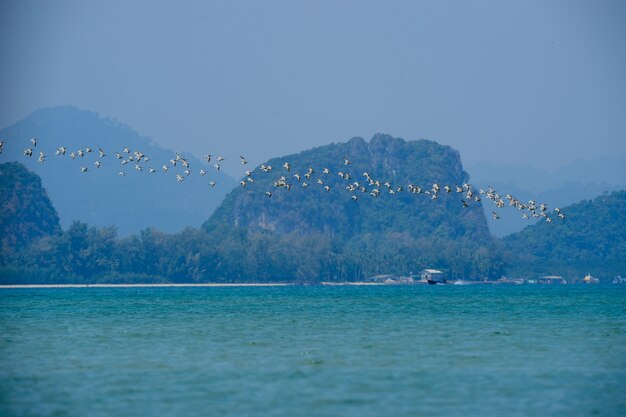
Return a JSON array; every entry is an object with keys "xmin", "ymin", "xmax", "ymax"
[
  {"xmin": 240, "ymin": 156, "xmax": 248, "ymax": 165},
  {"xmin": 323, "ymin": 168, "xmax": 330, "ymax": 174},
  {"xmin": 98, "ymin": 148, "xmax": 106, "ymax": 157},
  {"xmin": 149, "ymin": 167, "xmax": 156, "ymax": 173},
  {"xmin": 162, "ymin": 165, "xmax": 169, "ymax": 172},
  {"xmin": 30, "ymin": 137, "xmax": 37, "ymax": 147},
  {"xmin": 217, "ymin": 156, "xmax": 224, "ymax": 161},
  {"xmin": 184, "ymin": 169, "xmax": 191, "ymax": 176},
  {"xmin": 283, "ymin": 162, "xmax": 291, "ymax": 172},
  {"xmin": 199, "ymin": 169, "xmax": 206, "ymax": 176},
  {"xmin": 85, "ymin": 147, "xmax": 93, "ymax": 153},
  {"xmin": 294, "ymin": 173, "xmax": 301, "ymax": 181},
  {"xmin": 56, "ymin": 147, "xmax": 67, "ymax": 155},
  {"xmin": 77, "ymin": 149, "xmax": 84, "ymax": 157},
  {"xmin": 115, "ymin": 152, "xmax": 123, "ymax": 159},
  {"xmin": 265, "ymin": 191, "xmax": 272, "ymax": 198},
  {"xmin": 204, "ymin": 154, "xmax": 212, "ymax": 162},
  {"xmin": 94, "ymin": 161, "xmax": 102, "ymax": 168},
  {"xmin": 343, "ymin": 156, "xmax": 351, "ymax": 165},
  {"xmin": 240, "ymin": 180, "xmax": 247, "ymax": 188},
  {"xmin": 323, "ymin": 185, "xmax": 331, "ymax": 192},
  {"xmin": 209, "ymin": 181, "xmax": 216, "ymax": 187},
  {"xmin": 176, "ymin": 174, "xmax": 184, "ymax": 182},
  {"xmin": 135, "ymin": 164, "xmax": 143, "ymax": 171},
  {"xmin": 492, "ymin": 211, "xmax": 500, "ymax": 220},
  {"xmin": 24, "ymin": 148, "xmax": 33, "ymax": 156},
  {"xmin": 214, "ymin": 164, "xmax": 221, "ymax": 171},
  {"xmin": 80, "ymin": 165, "xmax": 88, "ymax": 173},
  {"xmin": 245, "ymin": 170, "xmax": 252, "ymax": 177},
  {"xmin": 123, "ymin": 146, "xmax": 130, "ymax": 153},
  {"xmin": 351, "ymin": 195, "xmax": 358, "ymax": 202},
  {"xmin": 118, "ymin": 171, "xmax": 126, "ymax": 176}
]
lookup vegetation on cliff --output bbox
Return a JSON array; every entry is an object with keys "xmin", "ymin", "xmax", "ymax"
[{"xmin": 0, "ymin": 162, "xmax": 60, "ymax": 262}]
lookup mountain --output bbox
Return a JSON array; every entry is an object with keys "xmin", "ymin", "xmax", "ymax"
[
  {"xmin": 206, "ymin": 134, "xmax": 489, "ymax": 240},
  {"xmin": 0, "ymin": 162, "xmax": 60, "ymax": 259},
  {"xmin": 202, "ymin": 134, "xmax": 503, "ymax": 281},
  {"xmin": 504, "ymin": 190, "xmax": 626, "ymax": 282},
  {"xmin": 467, "ymin": 158, "xmax": 626, "ymax": 237},
  {"xmin": 0, "ymin": 106, "xmax": 236, "ymax": 235}
]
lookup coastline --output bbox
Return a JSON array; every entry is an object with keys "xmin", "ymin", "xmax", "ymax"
[{"xmin": 0, "ymin": 283, "xmax": 293, "ymax": 289}]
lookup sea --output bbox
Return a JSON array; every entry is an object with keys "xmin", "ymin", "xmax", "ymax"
[{"xmin": 1, "ymin": 285, "xmax": 625, "ymax": 417}]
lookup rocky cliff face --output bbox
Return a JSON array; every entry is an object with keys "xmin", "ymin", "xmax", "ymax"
[
  {"xmin": 205, "ymin": 134, "xmax": 489, "ymax": 241},
  {"xmin": 0, "ymin": 162, "xmax": 61, "ymax": 254}
]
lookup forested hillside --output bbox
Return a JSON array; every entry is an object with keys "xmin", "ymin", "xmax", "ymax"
[
  {"xmin": 0, "ymin": 162, "xmax": 60, "ymax": 261},
  {"xmin": 504, "ymin": 190, "xmax": 626, "ymax": 282},
  {"xmin": 207, "ymin": 134, "xmax": 489, "ymax": 240}
]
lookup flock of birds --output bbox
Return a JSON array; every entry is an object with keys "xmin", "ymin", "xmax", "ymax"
[{"xmin": 0, "ymin": 137, "xmax": 566, "ymax": 223}]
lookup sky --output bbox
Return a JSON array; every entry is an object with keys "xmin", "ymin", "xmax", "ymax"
[{"xmin": 1, "ymin": 0, "xmax": 625, "ymax": 177}]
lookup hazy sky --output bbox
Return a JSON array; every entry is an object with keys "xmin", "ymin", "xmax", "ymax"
[{"xmin": 2, "ymin": 0, "xmax": 625, "ymax": 176}]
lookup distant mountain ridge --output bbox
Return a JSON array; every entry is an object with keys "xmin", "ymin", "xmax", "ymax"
[
  {"xmin": 467, "ymin": 158, "xmax": 626, "ymax": 237},
  {"xmin": 0, "ymin": 106, "xmax": 236, "ymax": 235}
]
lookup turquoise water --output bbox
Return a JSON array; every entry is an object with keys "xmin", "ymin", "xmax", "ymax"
[{"xmin": 1, "ymin": 285, "xmax": 625, "ymax": 417}]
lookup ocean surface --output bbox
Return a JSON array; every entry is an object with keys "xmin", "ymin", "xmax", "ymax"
[{"xmin": 1, "ymin": 285, "xmax": 625, "ymax": 417}]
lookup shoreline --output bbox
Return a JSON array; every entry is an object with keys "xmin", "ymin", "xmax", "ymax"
[{"xmin": 0, "ymin": 283, "xmax": 293, "ymax": 289}]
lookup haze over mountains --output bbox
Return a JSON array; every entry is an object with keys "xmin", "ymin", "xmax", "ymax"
[
  {"xmin": 467, "ymin": 158, "xmax": 626, "ymax": 236},
  {"xmin": 0, "ymin": 106, "xmax": 236, "ymax": 235},
  {"xmin": 2, "ymin": 105, "xmax": 623, "ymax": 239}
]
